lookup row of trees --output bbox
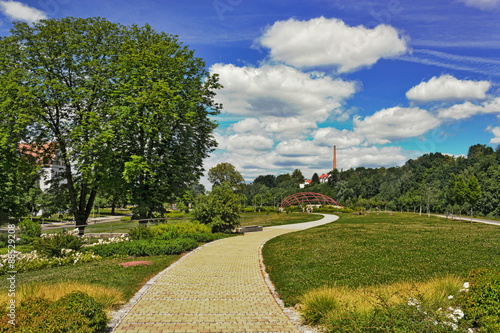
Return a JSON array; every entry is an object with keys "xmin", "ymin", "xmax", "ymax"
[
  {"xmin": 0, "ymin": 18, "xmax": 221, "ymax": 233},
  {"xmin": 242, "ymin": 144, "xmax": 499, "ymax": 217}
]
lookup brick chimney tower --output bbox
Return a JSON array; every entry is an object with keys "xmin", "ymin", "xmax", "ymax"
[{"xmin": 333, "ymin": 145, "xmax": 337, "ymax": 170}]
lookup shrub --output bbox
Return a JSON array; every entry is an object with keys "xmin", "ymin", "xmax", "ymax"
[
  {"xmin": 0, "ymin": 292, "xmax": 107, "ymax": 333},
  {"xmin": 150, "ymin": 221, "xmax": 211, "ymax": 237},
  {"xmin": 0, "ymin": 282, "xmax": 123, "ymax": 310},
  {"xmin": 128, "ymin": 225, "xmax": 154, "ymax": 240},
  {"xmin": 18, "ymin": 218, "xmax": 42, "ymax": 243},
  {"xmin": 55, "ymin": 291, "xmax": 108, "ymax": 332},
  {"xmin": 33, "ymin": 232, "xmax": 84, "ymax": 257},
  {"xmin": 459, "ymin": 268, "xmax": 500, "ymax": 332},
  {"xmin": 88, "ymin": 238, "xmax": 199, "ymax": 257}
]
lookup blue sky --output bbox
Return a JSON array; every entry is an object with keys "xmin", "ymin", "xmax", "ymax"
[{"xmin": 1, "ymin": 0, "xmax": 499, "ymax": 183}]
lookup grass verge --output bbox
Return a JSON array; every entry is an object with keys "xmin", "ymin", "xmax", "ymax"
[
  {"xmin": 1, "ymin": 255, "xmax": 180, "ymax": 302},
  {"xmin": 262, "ymin": 212, "xmax": 500, "ymax": 307}
]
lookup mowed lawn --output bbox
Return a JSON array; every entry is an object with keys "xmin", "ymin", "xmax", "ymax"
[{"xmin": 262, "ymin": 213, "xmax": 500, "ymax": 306}]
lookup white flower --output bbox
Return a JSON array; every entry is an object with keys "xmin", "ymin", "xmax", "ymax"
[
  {"xmin": 407, "ymin": 297, "xmax": 420, "ymax": 306},
  {"xmin": 452, "ymin": 309, "xmax": 464, "ymax": 321},
  {"xmin": 448, "ymin": 295, "xmax": 454, "ymax": 300},
  {"xmin": 463, "ymin": 282, "xmax": 470, "ymax": 289}
]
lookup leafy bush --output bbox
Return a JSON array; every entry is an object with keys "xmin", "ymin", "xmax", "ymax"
[
  {"xmin": 128, "ymin": 225, "xmax": 154, "ymax": 240},
  {"xmin": 18, "ymin": 218, "xmax": 42, "ymax": 240},
  {"xmin": 55, "ymin": 291, "xmax": 108, "ymax": 332},
  {"xmin": 0, "ymin": 292, "xmax": 107, "ymax": 333},
  {"xmin": 192, "ymin": 184, "xmax": 242, "ymax": 232},
  {"xmin": 88, "ymin": 238, "xmax": 199, "ymax": 257},
  {"xmin": 459, "ymin": 268, "xmax": 500, "ymax": 332},
  {"xmin": 33, "ymin": 232, "xmax": 84, "ymax": 257},
  {"xmin": 150, "ymin": 221, "xmax": 211, "ymax": 237}
]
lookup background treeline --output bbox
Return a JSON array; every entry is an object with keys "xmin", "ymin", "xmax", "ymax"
[{"xmin": 243, "ymin": 144, "xmax": 500, "ymax": 217}]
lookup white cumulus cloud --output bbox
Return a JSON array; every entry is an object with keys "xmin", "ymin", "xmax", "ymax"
[
  {"xmin": 438, "ymin": 97, "xmax": 500, "ymax": 119},
  {"xmin": 406, "ymin": 75, "xmax": 491, "ymax": 102},
  {"xmin": 211, "ymin": 63, "xmax": 357, "ymax": 121},
  {"xmin": 339, "ymin": 146, "xmax": 408, "ymax": 169},
  {"xmin": 313, "ymin": 127, "xmax": 364, "ymax": 148},
  {"xmin": 259, "ymin": 17, "xmax": 408, "ymax": 73},
  {"xmin": 488, "ymin": 126, "xmax": 500, "ymax": 144},
  {"xmin": 354, "ymin": 107, "xmax": 441, "ymax": 144},
  {"xmin": 0, "ymin": 1, "xmax": 47, "ymax": 23}
]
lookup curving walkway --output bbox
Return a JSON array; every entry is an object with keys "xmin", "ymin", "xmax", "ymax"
[{"xmin": 111, "ymin": 214, "xmax": 339, "ymax": 333}]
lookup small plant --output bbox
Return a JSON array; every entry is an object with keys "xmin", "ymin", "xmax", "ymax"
[
  {"xmin": 55, "ymin": 291, "xmax": 108, "ymax": 332},
  {"xmin": 33, "ymin": 231, "xmax": 84, "ymax": 257},
  {"xmin": 88, "ymin": 238, "xmax": 199, "ymax": 257},
  {"xmin": 0, "ymin": 292, "xmax": 108, "ymax": 332},
  {"xmin": 128, "ymin": 225, "xmax": 154, "ymax": 240},
  {"xmin": 18, "ymin": 218, "xmax": 42, "ymax": 243},
  {"xmin": 459, "ymin": 268, "xmax": 500, "ymax": 332}
]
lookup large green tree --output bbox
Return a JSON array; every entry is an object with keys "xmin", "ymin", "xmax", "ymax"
[
  {"xmin": 0, "ymin": 18, "xmax": 221, "ymax": 233},
  {"xmin": 208, "ymin": 163, "xmax": 244, "ymax": 191}
]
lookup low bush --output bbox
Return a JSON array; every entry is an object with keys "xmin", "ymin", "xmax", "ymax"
[
  {"xmin": 18, "ymin": 218, "xmax": 42, "ymax": 243},
  {"xmin": 0, "ymin": 281, "xmax": 123, "ymax": 310},
  {"xmin": 0, "ymin": 292, "xmax": 107, "ymax": 333},
  {"xmin": 33, "ymin": 232, "xmax": 84, "ymax": 257},
  {"xmin": 459, "ymin": 268, "xmax": 500, "ymax": 332},
  {"xmin": 88, "ymin": 238, "xmax": 199, "ymax": 257},
  {"xmin": 55, "ymin": 291, "xmax": 108, "ymax": 332},
  {"xmin": 128, "ymin": 225, "xmax": 154, "ymax": 240},
  {"xmin": 150, "ymin": 221, "xmax": 211, "ymax": 237}
]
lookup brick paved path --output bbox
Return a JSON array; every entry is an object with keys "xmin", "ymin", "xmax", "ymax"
[{"xmin": 111, "ymin": 214, "xmax": 338, "ymax": 333}]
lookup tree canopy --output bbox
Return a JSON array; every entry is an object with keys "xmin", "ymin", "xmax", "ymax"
[
  {"xmin": 0, "ymin": 17, "xmax": 221, "ymax": 231},
  {"xmin": 208, "ymin": 163, "xmax": 244, "ymax": 191}
]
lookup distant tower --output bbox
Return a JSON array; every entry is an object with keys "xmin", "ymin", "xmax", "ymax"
[{"xmin": 333, "ymin": 146, "xmax": 337, "ymax": 170}]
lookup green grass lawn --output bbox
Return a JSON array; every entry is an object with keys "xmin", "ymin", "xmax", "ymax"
[
  {"xmin": 1, "ymin": 255, "xmax": 180, "ymax": 301},
  {"xmin": 262, "ymin": 212, "xmax": 500, "ymax": 306},
  {"xmin": 42, "ymin": 212, "xmax": 323, "ymax": 234},
  {"xmin": 239, "ymin": 212, "xmax": 324, "ymax": 227}
]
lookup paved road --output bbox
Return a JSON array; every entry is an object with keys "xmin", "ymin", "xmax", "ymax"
[
  {"xmin": 40, "ymin": 215, "xmax": 127, "ymax": 230},
  {"xmin": 110, "ymin": 214, "xmax": 339, "ymax": 333},
  {"xmin": 436, "ymin": 215, "xmax": 500, "ymax": 226}
]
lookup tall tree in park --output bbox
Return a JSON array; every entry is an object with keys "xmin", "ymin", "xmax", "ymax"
[
  {"xmin": 466, "ymin": 175, "xmax": 482, "ymax": 217},
  {"xmin": 208, "ymin": 163, "xmax": 244, "ymax": 191},
  {"xmin": 291, "ymin": 169, "xmax": 305, "ymax": 184},
  {"xmin": 311, "ymin": 173, "xmax": 320, "ymax": 185},
  {"xmin": 0, "ymin": 18, "xmax": 221, "ymax": 233}
]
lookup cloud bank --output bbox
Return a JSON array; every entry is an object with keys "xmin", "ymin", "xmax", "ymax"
[{"xmin": 0, "ymin": 1, "xmax": 47, "ymax": 23}]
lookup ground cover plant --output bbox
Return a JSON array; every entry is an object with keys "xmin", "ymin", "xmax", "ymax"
[{"xmin": 263, "ymin": 213, "xmax": 500, "ymax": 332}]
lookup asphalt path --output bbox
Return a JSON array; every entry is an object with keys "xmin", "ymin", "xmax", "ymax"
[
  {"xmin": 436, "ymin": 214, "xmax": 500, "ymax": 226},
  {"xmin": 40, "ymin": 215, "xmax": 127, "ymax": 230}
]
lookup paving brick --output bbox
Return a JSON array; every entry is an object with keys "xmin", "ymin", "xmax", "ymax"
[{"xmin": 111, "ymin": 215, "xmax": 338, "ymax": 333}]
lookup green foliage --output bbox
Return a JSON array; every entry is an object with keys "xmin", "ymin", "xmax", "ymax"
[
  {"xmin": 460, "ymin": 268, "xmax": 500, "ymax": 332},
  {"xmin": 0, "ymin": 292, "xmax": 107, "ymax": 333},
  {"xmin": 208, "ymin": 163, "xmax": 245, "ymax": 191},
  {"xmin": 55, "ymin": 291, "xmax": 108, "ymax": 332},
  {"xmin": 33, "ymin": 232, "xmax": 84, "ymax": 257},
  {"xmin": 150, "ymin": 221, "xmax": 212, "ymax": 237},
  {"xmin": 0, "ymin": 17, "xmax": 221, "ymax": 229},
  {"xmin": 88, "ymin": 238, "xmax": 199, "ymax": 257},
  {"xmin": 18, "ymin": 218, "xmax": 42, "ymax": 242},
  {"xmin": 128, "ymin": 225, "xmax": 155, "ymax": 240},
  {"xmin": 325, "ymin": 302, "xmax": 456, "ymax": 333},
  {"xmin": 193, "ymin": 183, "xmax": 242, "ymax": 232}
]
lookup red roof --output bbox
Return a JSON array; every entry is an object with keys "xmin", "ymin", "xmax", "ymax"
[{"xmin": 18, "ymin": 142, "xmax": 58, "ymax": 165}]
